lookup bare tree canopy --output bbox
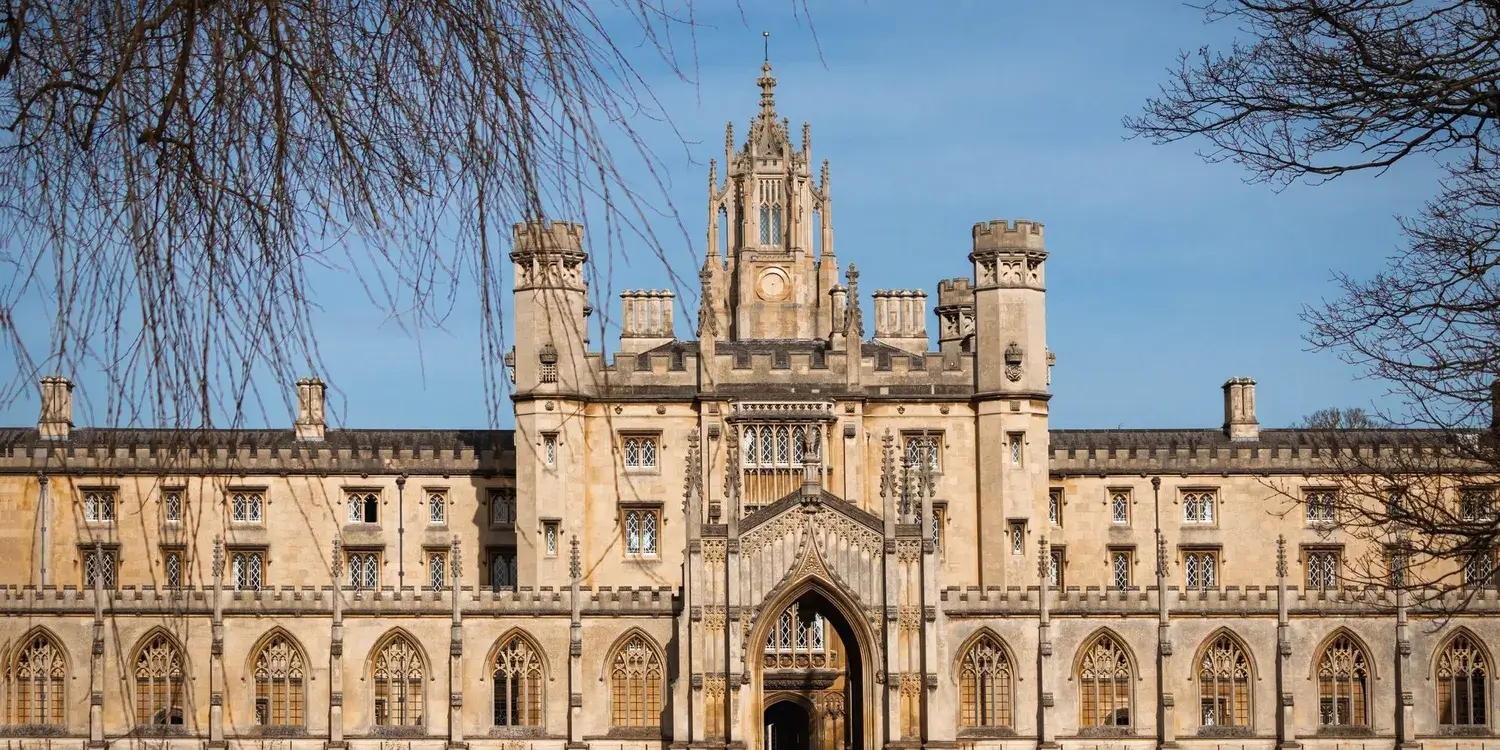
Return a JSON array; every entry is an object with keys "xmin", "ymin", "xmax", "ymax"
[
  {"xmin": 1129, "ymin": 0, "xmax": 1500, "ymax": 602},
  {"xmin": 0, "ymin": 0, "xmax": 736, "ymax": 426},
  {"xmin": 1297, "ymin": 406, "xmax": 1385, "ymax": 429}
]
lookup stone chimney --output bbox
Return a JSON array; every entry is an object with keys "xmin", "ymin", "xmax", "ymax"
[
  {"xmin": 872, "ymin": 289, "xmax": 929, "ymax": 354},
  {"xmin": 618, "ymin": 289, "xmax": 675, "ymax": 354},
  {"xmin": 295, "ymin": 377, "xmax": 327, "ymax": 442},
  {"xmin": 1222, "ymin": 377, "xmax": 1259, "ymax": 441},
  {"xmin": 38, "ymin": 376, "xmax": 73, "ymax": 441}
]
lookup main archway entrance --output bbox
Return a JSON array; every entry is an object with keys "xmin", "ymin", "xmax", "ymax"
[{"xmin": 757, "ymin": 590, "xmax": 863, "ymax": 750}]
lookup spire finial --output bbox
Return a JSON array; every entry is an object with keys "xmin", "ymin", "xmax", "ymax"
[
  {"xmin": 763, "ymin": 30, "xmax": 770, "ymax": 62},
  {"xmin": 757, "ymin": 33, "xmax": 777, "ymax": 116}
]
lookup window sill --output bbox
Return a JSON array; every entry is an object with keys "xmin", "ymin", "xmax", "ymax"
[
  {"xmin": 1196, "ymin": 726, "xmax": 1253, "ymax": 738},
  {"xmin": 1077, "ymin": 727, "xmax": 1135, "ymax": 738},
  {"xmin": 957, "ymin": 727, "xmax": 1017, "ymax": 739},
  {"xmin": 1314, "ymin": 726, "xmax": 1374, "ymax": 738},
  {"xmin": 243, "ymin": 726, "xmax": 308, "ymax": 738},
  {"xmin": 487, "ymin": 726, "xmax": 547, "ymax": 739},
  {"xmin": 365, "ymin": 727, "xmax": 431, "ymax": 739},
  {"xmin": 1437, "ymin": 726, "xmax": 1494, "ymax": 737}
]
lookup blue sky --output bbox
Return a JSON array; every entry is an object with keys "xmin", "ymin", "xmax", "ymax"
[{"xmin": 2, "ymin": 2, "xmax": 1435, "ymax": 430}]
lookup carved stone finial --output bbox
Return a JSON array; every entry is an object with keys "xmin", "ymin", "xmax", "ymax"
[
  {"xmin": 802, "ymin": 122, "xmax": 811, "ymax": 154},
  {"xmin": 1275, "ymin": 534, "xmax": 1287, "ymax": 579},
  {"xmin": 684, "ymin": 428, "xmax": 704, "ymax": 514},
  {"xmin": 330, "ymin": 536, "xmax": 342, "ymax": 579},
  {"xmin": 878, "ymin": 429, "xmax": 896, "ymax": 504},
  {"xmin": 1156, "ymin": 536, "xmax": 1168, "ymax": 579},
  {"xmin": 212, "ymin": 535, "xmax": 224, "ymax": 579},
  {"xmin": 725, "ymin": 123, "xmax": 734, "ymax": 157},
  {"xmin": 698, "ymin": 266, "xmax": 718, "ymax": 337},
  {"xmin": 844, "ymin": 264, "xmax": 864, "ymax": 339},
  {"xmin": 1038, "ymin": 536, "xmax": 1050, "ymax": 583},
  {"xmin": 569, "ymin": 535, "xmax": 582, "ymax": 581},
  {"xmin": 723, "ymin": 424, "xmax": 742, "ymax": 510},
  {"xmin": 451, "ymin": 535, "xmax": 462, "ymax": 581}
]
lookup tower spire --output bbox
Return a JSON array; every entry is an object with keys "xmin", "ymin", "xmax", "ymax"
[{"xmin": 757, "ymin": 31, "xmax": 777, "ymax": 118}]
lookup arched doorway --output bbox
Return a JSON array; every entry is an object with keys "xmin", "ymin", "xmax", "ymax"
[
  {"xmin": 756, "ymin": 590, "xmax": 865, "ymax": 750},
  {"xmin": 764, "ymin": 700, "xmax": 812, "ymax": 750}
]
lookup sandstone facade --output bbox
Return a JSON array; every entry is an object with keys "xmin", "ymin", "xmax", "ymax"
[{"xmin": 1, "ymin": 61, "xmax": 1496, "ymax": 750}]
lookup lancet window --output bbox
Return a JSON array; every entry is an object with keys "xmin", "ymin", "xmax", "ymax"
[
  {"xmin": 134, "ymin": 633, "xmax": 186, "ymax": 726},
  {"xmin": 372, "ymin": 634, "xmax": 425, "ymax": 727},
  {"xmin": 959, "ymin": 633, "xmax": 1013, "ymax": 729},
  {"xmin": 6, "ymin": 631, "xmax": 67, "ymax": 726},
  {"xmin": 252, "ymin": 633, "xmax": 305, "ymax": 727},
  {"xmin": 493, "ymin": 634, "xmax": 544, "ymax": 727},
  {"xmin": 1317, "ymin": 634, "xmax": 1369, "ymax": 728},
  {"xmin": 1078, "ymin": 634, "xmax": 1132, "ymax": 728},
  {"xmin": 609, "ymin": 635, "xmax": 663, "ymax": 729},
  {"xmin": 1198, "ymin": 634, "xmax": 1251, "ymax": 729},
  {"xmin": 1437, "ymin": 633, "xmax": 1488, "ymax": 727}
]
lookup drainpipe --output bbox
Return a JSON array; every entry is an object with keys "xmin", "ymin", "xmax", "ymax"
[
  {"xmin": 38, "ymin": 474, "xmax": 49, "ymax": 587},
  {"xmin": 396, "ymin": 475, "xmax": 406, "ymax": 588}
]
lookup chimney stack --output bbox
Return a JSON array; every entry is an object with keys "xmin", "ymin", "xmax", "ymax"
[
  {"xmin": 1222, "ymin": 377, "xmax": 1259, "ymax": 441},
  {"xmin": 38, "ymin": 376, "xmax": 74, "ymax": 441},
  {"xmin": 295, "ymin": 378, "xmax": 327, "ymax": 442}
]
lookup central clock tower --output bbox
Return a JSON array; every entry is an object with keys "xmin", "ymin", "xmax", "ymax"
[{"xmin": 701, "ymin": 59, "xmax": 841, "ymax": 341}]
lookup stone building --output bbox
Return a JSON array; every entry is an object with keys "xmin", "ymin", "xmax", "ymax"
[{"xmin": 1, "ymin": 60, "xmax": 1497, "ymax": 750}]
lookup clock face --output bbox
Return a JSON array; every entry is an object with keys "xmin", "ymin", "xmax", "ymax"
[{"xmin": 757, "ymin": 268, "xmax": 789, "ymax": 301}]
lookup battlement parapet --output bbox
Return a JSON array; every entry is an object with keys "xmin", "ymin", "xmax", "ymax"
[
  {"xmin": 937, "ymin": 583, "xmax": 1500, "ymax": 617},
  {"xmin": 972, "ymin": 219, "xmax": 1046, "ymax": 253},
  {"xmin": 935, "ymin": 278, "xmax": 974, "ymax": 309},
  {"xmin": 511, "ymin": 220, "xmax": 585, "ymax": 256}
]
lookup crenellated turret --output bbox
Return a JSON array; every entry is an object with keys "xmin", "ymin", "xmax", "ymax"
[{"xmin": 511, "ymin": 220, "xmax": 590, "ymax": 395}]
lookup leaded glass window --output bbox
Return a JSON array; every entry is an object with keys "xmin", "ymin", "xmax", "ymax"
[
  {"xmin": 1111, "ymin": 491, "xmax": 1129, "ymax": 525},
  {"xmin": 1305, "ymin": 490, "xmax": 1336, "ymax": 524},
  {"xmin": 372, "ymin": 635, "xmax": 424, "ymax": 726},
  {"xmin": 7, "ymin": 631, "xmax": 67, "ymax": 726},
  {"xmin": 1306, "ymin": 550, "xmax": 1339, "ymax": 591},
  {"xmin": 623, "ymin": 436, "xmax": 658, "ymax": 469},
  {"xmin": 1078, "ymin": 634, "xmax": 1132, "ymax": 727},
  {"xmin": 1465, "ymin": 550, "xmax": 1495, "ymax": 587},
  {"xmin": 1198, "ymin": 634, "xmax": 1251, "ymax": 728},
  {"xmin": 1437, "ymin": 633, "xmax": 1489, "ymax": 726},
  {"xmin": 83, "ymin": 490, "xmax": 115, "ymax": 523},
  {"xmin": 905, "ymin": 434, "xmax": 941, "ymax": 473},
  {"xmin": 960, "ymin": 633, "xmax": 1013, "ymax": 728},
  {"xmin": 231, "ymin": 491, "xmax": 264, "ymax": 523},
  {"xmin": 489, "ymin": 489, "xmax": 516, "ymax": 527},
  {"xmin": 1112, "ymin": 551, "xmax": 1131, "ymax": 589},
  {"xmin": 253, "ymin": 633, "xmax": 305, "ymax": 727},
  {"xmin": 1049, "ymin": 489, "xmax": 1062, "ymax": 526},
  {"xmin": 493, "ymin": 634, "xmax": 544, "ymax": 727},
  {"xmin": 347, "ymin": 492, "xmax": 378, "ymax": 524},
  {"xmin": 1183, "ymin": 491, "xmax": 1215, "ymax": 523},
  {"xmin": 1317, "ymin": 634, "xmax": 1369, "ymax": 727},
  {"xmin": 490, "ymin": 548, "xmax": 517, "ymax": 590},
  {"xmin": 1049, "ymin": 548, "xmax": 1064, "ymax": 587},
  {"xmin": 609, "ymin": 635, "xmax": 663, "ymax": 728},
  {"xmin": 165, "ymin": 551, "xmax": 183, "ymax": 589},
  {"xmin": 624, "ymin": 508, "xmax": 660, "ymax": 556},
  {"xmin": 163, "ymin": 490, "xmax": 183, "ymax": 524},
  {"xmin": 428, "ymin": 552, "xmax": 446, "ymax": 591},
  {"xmin": 428, "ymin": 491, "xmax": 446, "ymax": 525},
  {"xmin": 84, "ymin": 548, "xmax": 116, "ymax": 589},
  {"xmin": 134, "ymin": 634, "xmax": 185, "ymax": 726},
  {"xmin": 232, "ymin": 551, "xmax": 263, "ymax": 591},
  {"xmin": 347, "ymin": 552, "xmax": 378, "ymax": 589},
  {"xmin": 1185, "ymin": 550, "xmax": 1219, "ymax": 591}
]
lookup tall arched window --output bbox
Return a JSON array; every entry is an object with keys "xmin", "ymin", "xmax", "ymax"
[
  {"xmin": 1198, "ymin": 633, "xmax": 1252, "ymax": 729},
  {"xmin": 493, "ymin": 633, "xmax": 544, "ymax": 728},
  {"xmin": 252, "ymin": 633, "xmax": 305, "ymax": 727},
  {"xmin": 6, "ymin": 631, "xmax": 66, "ymax": 726},
  {"xmin": 134, "ymin": 633, "xmax": 186, "ymax": 726},
  {"xmin": 609, "ymin": 634, "xmax": 663, "ymax": 729},
  {"xmin": 1437, "ymin": 632, "xmax": 1489, "ymax": 727},
  {"xmin": 1317, "ymin": 634, "xmax": 1370, "ymax": 728},
  {"xmin": 372, "ymin": 634, "xmax": 425, "ymax": 727},
  {"xmin": 1078, "ymin": 633, "xmax": 1132, "ymax": 728},
  {"xmin": 959, "ymin": 633, "xmax": 1013, "ymax": 729}
]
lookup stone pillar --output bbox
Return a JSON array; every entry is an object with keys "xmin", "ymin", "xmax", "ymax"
[
  {"xmin": 448, "ymin": 537, "xmax": 465, "ymax": 748},
  {"xmin": 1037, "ymin": 537, "xmax": 1056, "ymax": 749},
  {"xmin": 877, "ymin": 432, "xmax": 902, "ymax": 746},
  {"xmin": 88, "ymin": 540, "xmax": 105, "ymax": 748},
  {"xmin": 567, "ymin": 536, "xmax": 586, "ymax": 748},
  {"xmin": 38, "ymin": 375, "xmax": 73, "ymax": 441},
  {"xmin": 1396, "ymin": 589, "xmax": 1417, "ymax": 749},
  {"xmin": 1153, "ymin": 478, "xmax": 1175, "ymax": 749},
  {"xmin": 1275, "ymin": 536, "xmax": 1299, "ymax": 749},
  {"xmin": 295, "ymin": 377, "xmax": 327, "ymax": 441},
  {"xmin": 209, "ymin": 537, "xmax": 226, "ymax": 747},
  {"xmin": 329, "ymin": 538, "xmax": 346, "ymax": 749}
]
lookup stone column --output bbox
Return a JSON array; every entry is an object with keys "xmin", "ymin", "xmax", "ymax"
[
  {"xmin": 209, "ymin": 537, "xmax": 226, "ymax": 747},
  {"xmin": 1275, "ymin": 536, "xmax": 1299, "ymax": 750},
  {"xmin": 567, "ymin": 537, "xmax": 586, "ymax": 748},
  {"xmin": 1037, "ymin": 536, "xmax": 1056, "ymax": 749},
  {"xmin": 1153, "ymin": 479, "xmax": 1175, "ymax": 749},
  {"xmin": 1396, "ymin": 588, "xmax": 1416, "ymax": 749},
  {"xmin": 448, "ymin": 537, "xmax": 465, "ymax": 748},
  {"xmin": 328, "ymin": 538, "xmax": 346, "ymax": 749},
  {"xmin": 88, "ymin": 540, "xmax": 106, "ymax": 748}
]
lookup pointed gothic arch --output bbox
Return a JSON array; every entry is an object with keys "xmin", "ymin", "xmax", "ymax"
[
  {"xmin": 747, "ymin": 574, "xmax": 877, "ymax": 750},
  {"xmin": 1311, "ymin": 628, "xmax": 1373, "ymax": 728},
  {"xmin": 1192, "ymin": 629, "xmax": 1254, "ymax": 731},
  {"xmin": 1074, "ymin": 629, "xmax": 1135, "ymax": 728},
  {"xmin": 1432, "ymin": 628, "xmax": 1490, "ymax": 727},
  {"xmin": 246, "ymin": 628, "xmax": 307, "ymax": 728},
  {"xmin": 488, "ymin": 629, "xmax": 546, "ymax": 729},
  {"xmin": 603, "ymin": 628, "xmax": 665, "ymax": 731},
  {"xmin": 5, "ymin": 627, "xmax": 69, "ymax": 726},
  {"xmin": 953, "ymin": 628, "xmax": 1015, "ymax": 730},
  {"xmin": 131, "ymin": 628, "xmax": 189, "ymax": 727},
  {"xmin": 368, "ymin": 629, "xmax": 427, "ymax": 727}
]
